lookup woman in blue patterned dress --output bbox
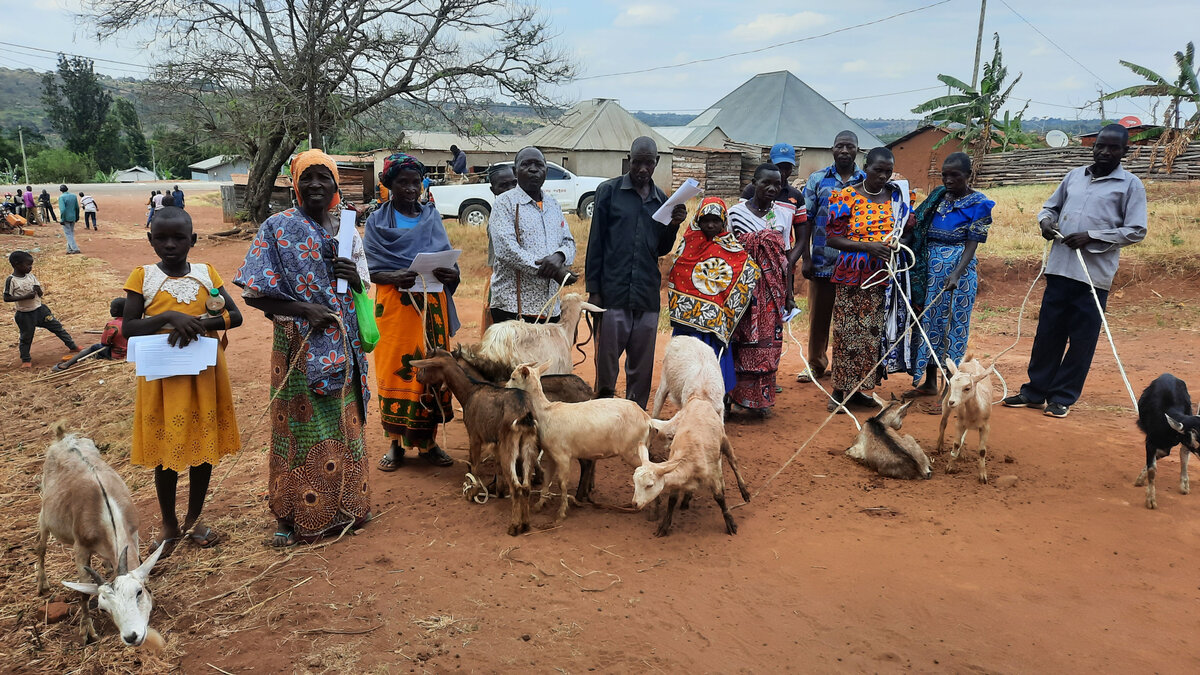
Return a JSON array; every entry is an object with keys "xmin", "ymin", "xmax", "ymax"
[{"xmin": 906, "ymin": 153, "xmax": 994, "ymax": 406}]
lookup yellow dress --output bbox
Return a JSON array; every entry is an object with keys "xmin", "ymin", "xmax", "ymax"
[{"xmin": 125, "ymin": 263, "xmax": 240, "ymax": 471}]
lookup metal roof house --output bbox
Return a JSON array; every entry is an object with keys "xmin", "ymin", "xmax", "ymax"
[
  {"xmin": 189, "ymin": 155, "xmax": 251, "ymax": 182},
  {"xmin": 522, "ymin": 98, "xmax": 675, "ymax": 184},
  {"xmin": 114, "ymin": 166, "xmax": 157, "ymax": 182}
]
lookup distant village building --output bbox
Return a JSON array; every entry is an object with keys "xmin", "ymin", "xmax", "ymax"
[
  {"xmin": 114, "ymin": 166, "xmax": 157, "ymax": 183},
  {"xmin": 1079, "ymin": 125, "xmax": 1159, "ymax": 147},
  {"xmin": 886, "ymin": 126, "xmax": 962, "ymax": 193},
  {"xmin": 371, "ymin": 131, "xmax": 523, "ymax": 181},
  {"xmin": 189, "ymin": 155, "xmax": 251, "ymax": 182}
]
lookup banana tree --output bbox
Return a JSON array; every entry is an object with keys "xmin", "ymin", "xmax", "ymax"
[{"xmin": 1102, "ymin": 42, "xmax": 1198, "ymax": 169}]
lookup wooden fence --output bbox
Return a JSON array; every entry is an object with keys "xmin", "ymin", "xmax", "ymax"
[{"xmin": 975, "ymin": 146, "xmax": 1200, "ymax": 187}]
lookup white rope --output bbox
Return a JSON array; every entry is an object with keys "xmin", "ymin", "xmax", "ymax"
[
  {"xmin": 1068, "ymin": 240, "xmax": 1140, "ymax": 412},
  {"xmin": 987, "ymin": 240, "xmax": 1053, "ymax": 404},
  {"xmin": 784, "ymin": 321, "xmax": 862, "ymax": 430}
]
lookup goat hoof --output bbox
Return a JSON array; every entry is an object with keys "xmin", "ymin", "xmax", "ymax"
[
  {"xmin": 1180, "ymin": 482, "xmax": 1190, "ymax": 495},
  {"xmin": 1133, "ymin": 477, "xmax": 1146, "ymax": 487},
  {"xmin": 945, "ymin": 465, "xmax": 960, "ymax": 475},
  {"xmin": 978, "ymin": 475, "xmax": 988, "ymax": 484},
  {"xmin": 725, "ymin": 520, "xmax": 738, "ymax": 535},
  {"xmin": 506, "ymin": 524, "xmax": 521, "ymax": 537},
  {"xmin": 653, "ymin": 527, "xmax": 671, "ymax": 538}
]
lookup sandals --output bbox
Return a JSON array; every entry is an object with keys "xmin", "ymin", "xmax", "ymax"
[
  {"xmin": 796, "ymin": 369, "xmax": 826, "ymax": 383},
  {"xmin": 267, "ymin": 530, "xmax": 297, "ymax": 548},
  {"xmin": 188, "ymin": 525, "xmax": 221, "ymax": 548},
  {"xmin": 419, "ymin": 446, "xmax": 455, "ymax": 467},
  {"xmin": 378, "ymin": 443, "xmax": 405, "ymax": 472}
]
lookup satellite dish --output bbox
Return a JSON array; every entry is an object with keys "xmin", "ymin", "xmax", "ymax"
[
  {"xmin": 1119, "ymin": 116, "xmax": 1142, "ymax": 128},
  {"xmin": 1045, "ymin": 130, "xmax": 1069, "ymax": 148}
]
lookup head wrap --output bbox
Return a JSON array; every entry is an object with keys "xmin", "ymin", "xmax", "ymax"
[
  {"xmin": 379, "ymin": 152, "xmax": 425, "ymax": 189},
  {"xmin": 692, "ymin": 196, "xmax": 728, "ymax": 229},
  {"xmin": 290, "ymin": 149, "xmax": 341, "ymax": 209}
]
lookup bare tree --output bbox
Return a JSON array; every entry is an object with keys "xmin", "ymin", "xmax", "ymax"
[{"xmin": 86, "ymin": 0, "xmax": 574, "ymax": 223}]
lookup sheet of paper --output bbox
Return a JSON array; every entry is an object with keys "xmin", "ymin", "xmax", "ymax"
[
  {"xmin": 408, "ymin": 250, "xmax": 462, "ymax": 293},
  {"xmin": 652, "ymin": 178, "xmax": 702, "ymax": 225},
  {"xmin": 126, "ymin": 334, "xmax": 218, "ymax": 381},
  {"xmin": 335, "ymin": 209, "xmax": 356, "ymax": 294},
  {"xmin": 782, "ymin": 307, "xmax": 802, "ymax": 323}
]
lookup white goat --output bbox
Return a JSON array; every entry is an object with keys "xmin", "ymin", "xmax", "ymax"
[
  {"xmin": 36, "ymin": 423, "xmax": 166, "ymax": 646},
  {"xmin": 650, "ymin": 335, "xmax": 725, "ymax": 420},
  {"xmin": 937, "ymin": 355, "xmax": 994, "ymax": 483},
  {"xmin": 632, "ymin": 397, "xmax": 750, "ymax": 536},
  {"xmin": 477, "ymin": 293, "xmax": 603, "ymax": 374},
  {"xmin": 507, "ymin": 362, "xmax": 662, "ymax": 524}
]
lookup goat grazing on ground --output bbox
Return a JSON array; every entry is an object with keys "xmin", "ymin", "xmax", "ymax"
[
  {"xmin": 411, "ymin": 350, "xmax": 540, "ymax": 535},
  {"xmin": 846, "ymin": 395, "xmax": 933, "ymax": 479},
  {"xmin": 36, "ymin": 423, "xmax": 167, "ymax": 645},
  {"xmin": 473, "ymin": 293, "xmax": 603, "ymax": 375},
  {"xmin": 937, "ymin": 355, "xmax": 994, "ymax": 483},
  {"xmin": 632, "ymin": 396, "xmax": 750, "ymax": 536},
  {"xmin": 650, "ymin": 335, "xmax": 725, "ymax": 420},
  {"xmin": 507, "ymin": 362, "xmax": 664, "ymax": 524},
  {"xmin": 1134, "ymin": 373, "xmax": 1200, "ymax": 510}
]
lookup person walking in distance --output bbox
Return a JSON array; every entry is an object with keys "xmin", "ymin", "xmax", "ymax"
[
  {"xmin": 80, "ymin": 192, "xmax": 99, "ymax": 230},
  {"xmin": 57, "ymin": 185, "xmax": 81, "ymax": 254}
]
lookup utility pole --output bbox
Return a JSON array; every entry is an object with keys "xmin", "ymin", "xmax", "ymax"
[
  {"xmin": 970, "ymin": 0, "xmax": 988, "ymax": 90},
  {"xmin": 150, "ymin": 142, "xmax": 158, "ymax": 178},
  {"xmin": 1097, "ymin": 87, "xmax": 1106, "ymax": 122},
  {"xmin": 18, "ymin": 128, "xmax": 29, "ymax": 184}
]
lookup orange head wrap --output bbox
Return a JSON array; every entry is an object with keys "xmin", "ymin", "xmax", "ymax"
[{"xmin": 290, "ymin": 149, "xmax": 341, "ymax": 210}]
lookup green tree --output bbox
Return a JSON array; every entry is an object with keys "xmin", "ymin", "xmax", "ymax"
[
  {"xmin": 113, "ymin": 98, "xmax": 152, "ymax": 167},
  {"xmin": 1102, "ymin": 42, "xmax": 1199, "ymax": 168},
  {"xmin": 40, "ymin": 56, "xmax": 113, "ymax": 157},
  {"xmin": 911, "ymin": 33, "xmax": 1023, "ymax": 161},
  {"xmin": 93, "ymin": 0, "xmax": 574, "ymax": 223},
  {"xmin": 27, "ymin": 148, "xmax": 98, "ymax": 183}
]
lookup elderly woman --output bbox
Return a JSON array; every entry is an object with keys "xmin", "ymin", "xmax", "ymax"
[
  {"xmin": 366, "ymin": 153, "xmax": 460, "ymax": 470},
  {"xmin": 826, "ymin": 147, "xmax": 915, "ymax": 412},
  {"xmin": 235, "ymin": 149, "xmax": 372, "ymax": 547},
  {"xmin": 726, "ymin": 163, "xmax": 798, "ymax": 417}
]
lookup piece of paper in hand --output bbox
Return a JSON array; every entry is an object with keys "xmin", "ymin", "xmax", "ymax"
[
  {"xmin": 652, "ymin": 178, "xmax": 702, "ymax": 225},
  {"xmin": 126, "ymin": 334, "xmax": 219, "ymax": 381},
  {"xmin": 782, "ymin": 307, "xmax": 802, "ymax": 323},
  {"xmin": 408, "ymin": 250, "xmax": 463, "ymax": 293},
  {"xmin": 336, "ymin": 210, "xmax": 356, "ymax": 294}
]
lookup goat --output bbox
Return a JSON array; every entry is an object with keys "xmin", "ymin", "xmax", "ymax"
[
  {"xmin": 937, "ymin": 355, "xmax": 994, "ymax": 483},
  {"xmin": 451, "ymin": 345, "xmax": 601, "ymax": 502},
  {"xmin": 507, "ymin": 362, "xmax": 663, "ymax": 524},
  {"xmin": 475, "ymin": 293, "xmax": 603, "ymax": 375},
  {"xmin": 36, "ymin": 423, "xmax": 167, "ymax": 645},
  {"xmin": 411, "ymin": 350, "xmax": 539, "ymax": 535},
  {"xmin": 846, "ymin": 395, "xmax": 933, "ymax": 479},
  {"xmin": 632, "ymin": 396, "xmax": 750, "ymax": 536},
  {"xmin": 650, "ymin": 335, "xmax": 725, "ymax": 420},
  {"xmin": 1133, "ymin": 374, "xmax": 1200, "ymax": 510}
]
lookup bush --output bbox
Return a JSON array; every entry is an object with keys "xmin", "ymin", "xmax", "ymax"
[{"xmin": 27, "ymin": 148, "xmax": 97, "ymax": 184}]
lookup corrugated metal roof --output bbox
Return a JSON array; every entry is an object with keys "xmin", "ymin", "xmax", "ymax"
[
  {"xmin": 524, "ymin": 99, "xmax": 674, "ymax": 152},
  {"xmin": 399, "ymin": 131, "xmax": 523, "ymax": 153},
  {"xmin": 652, "ymin": 124, "xmax": 730, "ymax": 148},
  {"xmin": 189, "ymin": 155, "xmax": 238, "ymax": 171},
  {"xmin": 687, "ymin": 71, "xmax": 884, "ymax": 149}
]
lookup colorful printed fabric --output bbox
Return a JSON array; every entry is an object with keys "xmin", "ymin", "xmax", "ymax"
[
  {"xmin": 927, "ymin": 191, "xmax": 994, "ymax": 244},
  {"xmin": 911, "ymin": 243, "xmax": 979, "ymax": 383},
  {"xmin": 804, "ymin": 164, "xmax": 866, "ymax": 278},
  {"xmin": 827, "ymin": 184, "xmax": 915, "ymax": 287},
  {"xmin": 374, "ymin": 285, "xmax": 453, "ymax": 444},
  {"xmin": 235, "ymin": 207, "xmax": 372, "ymax": 402},
  {"xmin": 831, "ymin": 283, "xmax": 888, "ymax": 392},
  {"xmin": 667, "ymin": 197, "xmax": 760, "ymax": 345},
  {"xmin": 380, "ymin": 152, "xmax": 426, "ymax": 188},
  {"xmin": 268, "ymin": 322, "xmax": 370, "ymax": 542},
  {"xmin": 729, "ymin": 228, "xmax": 788, "ymax": 411}
]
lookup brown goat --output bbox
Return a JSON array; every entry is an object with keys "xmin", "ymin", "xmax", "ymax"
[{"xmin": 845, "ymin": 395, "xmax": 934, "ymax": 480}]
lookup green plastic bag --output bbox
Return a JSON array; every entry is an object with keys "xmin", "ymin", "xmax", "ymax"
[{"xmin": 351, "ymin": 287, "xmax": 379, "ymax": 353}]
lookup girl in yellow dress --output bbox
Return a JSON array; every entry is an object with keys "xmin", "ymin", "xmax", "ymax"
[{"xmin": 122, "ymin": 206, "xmax": 242, "ymax": 557}]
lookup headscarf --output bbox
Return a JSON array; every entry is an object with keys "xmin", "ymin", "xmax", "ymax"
[
  {"xmin": 667, "ymin": 197, "xmax": 759, "ymax": 345},
  {"xmin": 290, "ymin": 149, "xmax": 341, "ymax": 209},
  {"xmin": 379, "ymin": 152, "xmax": 425, "ymax": 189}
]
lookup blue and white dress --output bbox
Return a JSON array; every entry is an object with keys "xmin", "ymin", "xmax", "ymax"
[{"xmin": 911, "ymin": 191, "xmax": 994, "ymax": 383}]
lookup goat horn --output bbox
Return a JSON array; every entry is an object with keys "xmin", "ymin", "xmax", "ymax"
[
  {"xmin": 117, "ymin": 546, "xmax": 129, "ymax": 576},
  {"xmin": 84, "ymin": 566, "xmax": 104, "ymax": 585}
]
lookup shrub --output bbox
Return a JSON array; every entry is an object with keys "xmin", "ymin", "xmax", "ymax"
[{"xmin": 27, "ymin": 148, "xmax": 97, "ymax": 184}]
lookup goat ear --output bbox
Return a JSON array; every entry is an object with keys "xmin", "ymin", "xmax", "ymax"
[
  {"xmin": 132, "ymin": 541, "xmax": 167, "ymax": 583},
  {"xmin": 944, "ymin": 357, "xmax": 958, "ymax": 376},
  {"xmin": 409, "ymin": 358, "xmax": 433, "ymax": 369},
  {"xmin": 871, "ymin": 393, "xmax": 887, "ymax": 408},
  {"xmin": 535, "ymin": 360, "xmax": 552, "ymax": 375},
  {"xmin": 971, "ymin": 370, "xmax": 991, "ymax": 385},
  {"xmin": 117, "ymin": 546, "xmax": 129, "ymax": 576},
  {"xmin": 1166, "ymin": 414, "xmax": 1186, "ymax": 434},
  {"xmin": 63, "ymin": 581, "xmax": 100, "ymax": 595}
]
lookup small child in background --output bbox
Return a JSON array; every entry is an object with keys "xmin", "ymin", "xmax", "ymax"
[
  {"xmin": 4, "ymin": 250, "xmax": 81, "ymax": 368},
  {"xmin": 51, "ymin": 297, "xmax": 128, "ymax": 371}
]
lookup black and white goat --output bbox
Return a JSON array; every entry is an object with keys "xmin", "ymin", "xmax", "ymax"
[{"xmin": 1134, "ymin": 374, "xmax": 1200, "ymax": 509}]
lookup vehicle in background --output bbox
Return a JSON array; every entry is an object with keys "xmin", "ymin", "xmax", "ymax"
[{"xmin": 429, "ymin": 162, "xmax": 604, "ymax": 226}]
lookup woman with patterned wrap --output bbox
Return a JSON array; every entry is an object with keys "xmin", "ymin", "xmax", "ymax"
[
  {"xmin": 666, "ymin": 197, "xmax": 759, "ymax": 395},
  {"xmin": 365, "ymin": 152, "xmax": 461, "ymax": 470},
  {"xmin": 235, "ymin": 149, "xmax": 373, "ymax": 547}
]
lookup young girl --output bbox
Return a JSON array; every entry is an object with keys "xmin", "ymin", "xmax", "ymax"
[{"xmin": 122, "ymin": 206, "xmax": 243, "ymax": 557}]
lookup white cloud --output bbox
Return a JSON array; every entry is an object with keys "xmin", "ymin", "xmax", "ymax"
[
  {"xmin": 613, "ymin": 4, "xmax": 678, "ymax": 27},
  {"xmin": 842, "ymin": 59, "xmax": 870, "ymax": 74},
  {"xmin": 729, "ymin": 12, "xmax": 830, "ymax": 42}
]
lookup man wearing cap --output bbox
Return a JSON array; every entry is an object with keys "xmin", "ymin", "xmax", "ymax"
[{"xmin": 796, "ymin": 130, "xmax": 866, "ymax": 383}]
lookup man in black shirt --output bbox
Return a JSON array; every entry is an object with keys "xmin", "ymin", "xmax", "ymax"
[{"xmin": 586, "ymin": 136, "xmax": 687, "ymax": 405}]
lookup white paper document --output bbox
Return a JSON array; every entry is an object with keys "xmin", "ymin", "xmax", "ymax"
[
  {"xmin": 652, "ymin": 178, "xmax": 703, "ymax": 225},
  {"xmin": 782, "ymin": 307, "xmax": 802, "ymax": 323},
  {"xmin": 126, "ymin": 334, "xmax": 219, "ymax": 381},
  {"xmin": 335, "ymin": 209, "xmax": 357, "ymax": 294},
  {"xmin": 408, "ymin": 250, "xmax": 462, "ymax": 293}
]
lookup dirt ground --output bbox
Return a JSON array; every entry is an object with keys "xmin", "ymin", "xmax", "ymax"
[{"xmin": 3, "ymin": 190, "xmax": 1200, "ymax": 674}]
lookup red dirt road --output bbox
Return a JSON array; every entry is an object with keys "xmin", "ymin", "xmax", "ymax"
[{"xmin": 9, "ymin": 195, "xmax": 1200, "ymax": 673}]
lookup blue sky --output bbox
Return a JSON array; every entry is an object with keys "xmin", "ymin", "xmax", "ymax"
[{"xmin": 1, "ymin": 0, "xmax": 1194, "ymax": 121}]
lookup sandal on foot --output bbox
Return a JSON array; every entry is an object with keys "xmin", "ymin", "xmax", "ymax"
[
  {"xmin": 267, "ymin": 531, "xmax": 297, "ymax": 548},
  {"xmin": 378, "ymin": 446, "xmax": 405, "ymax": 472},
  {"xmin": 188, "ymin": 525, "xmax": 221, "ymax": 548},
  {"xmin": 796, "ymin": 370, "xmax": 825, "ymax": 383},
  {"xmin": 148, "ymin": 537, "xmax": 180, "ymax": 559},
  {"xmin": 419, "ymin": 446, "xmax": 455, "ymax": 467}
]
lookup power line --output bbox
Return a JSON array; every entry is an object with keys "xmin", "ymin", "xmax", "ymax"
[
  {"xmin": 833, "ymin": 86, "xmax": 944, "ymax": 103},
  {"xmin": 572, "ymin": 0, "xmax": 954, "ymax": 81},
  {"xmin": 0, "ymin": 40, "xmax": 150, "ymax": 70}
]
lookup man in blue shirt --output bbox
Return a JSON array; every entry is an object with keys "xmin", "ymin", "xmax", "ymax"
[
  {"xmin": 447, "ymin": 145, "xmax": 468, "ymax": 177},
  {"xmin": 57, "ymin": 185, "xmax": 81, "ymax": 254},
  {"xmin": 797, "ymin": 130, "xmax": 865, "ymax": 383}
]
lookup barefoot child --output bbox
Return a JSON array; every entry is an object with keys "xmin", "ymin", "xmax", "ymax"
[
  {"xmin": 5, "ymin": 250, "xmax": 82, "ymax": 368},
  {"xmin": 121, "ymin": 207, "xmax": 243, "ymax": 557}
]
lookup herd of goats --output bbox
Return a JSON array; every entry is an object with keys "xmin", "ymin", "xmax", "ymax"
[{"xmin": 28, "ymin": 293, "xmax": 1200, "ymax": 650}]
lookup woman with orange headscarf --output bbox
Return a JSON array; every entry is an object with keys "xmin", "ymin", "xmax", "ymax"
[{"xmin": 235, "ymin": 149, "xmax": 373, "ymax": 547}]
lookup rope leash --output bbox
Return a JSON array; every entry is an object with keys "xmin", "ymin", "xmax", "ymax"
[{"xmin": 1067, "ymin": 238, "xmax": 1140, "ymax": 412}]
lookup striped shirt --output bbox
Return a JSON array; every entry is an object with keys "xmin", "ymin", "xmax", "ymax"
[{"xmin": 728, "ymin": 201, "xmax": 796, "ymax": 249}]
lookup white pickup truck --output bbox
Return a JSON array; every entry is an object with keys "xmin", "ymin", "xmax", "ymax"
[{"xmin": 429, "ymin": 162, "xmax": 606, "ymax": 226}]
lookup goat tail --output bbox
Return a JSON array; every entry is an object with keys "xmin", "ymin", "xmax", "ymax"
[
  {"xmin": 51, "ymin": 420, "xmax": 68, "ymax": 440},
  {"xmin": 512, "ymin": 412, "xmax": 537, "ymax": 430}
]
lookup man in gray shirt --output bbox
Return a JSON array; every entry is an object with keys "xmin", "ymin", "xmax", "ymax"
[{"xmin": 1003, "ymin": 124, "xmax": 1147, "ymax": 418}]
